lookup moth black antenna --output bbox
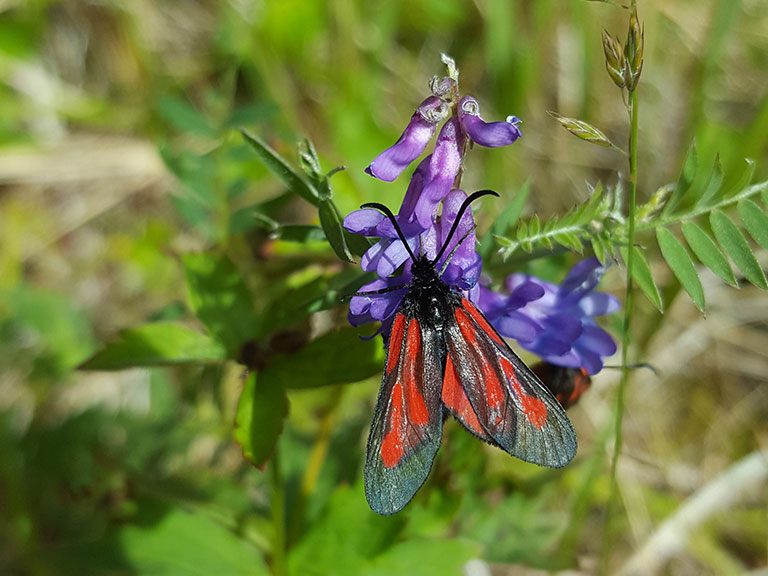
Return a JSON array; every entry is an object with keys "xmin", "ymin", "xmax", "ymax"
[
  {"xmin": 432, "ymin": 189, "xmax": 499, "ymax": 265},
  {"xmin": 360, "ymin": 202, "xmax": 417, "ymax": 262}
]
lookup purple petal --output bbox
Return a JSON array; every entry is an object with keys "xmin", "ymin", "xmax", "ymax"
[
  {"xmin": 578, "ymin": 292, "xmax": 621, "ymax": 316},
  {"xmin": 360, "ymin": 239, "xmax": 389, "ymax": 272},
  {"xmin": 365, "ymin": 96, "xmax": 445, "ymax": 182},
  {"xmin": 343, "ymin": 209, "xmax": 386, "ymax": 235},
  {"xmin": 459, "ymin": 96, "xmax": 522, "ymax": 148},
  {"xmin": 507, "ymin": 280, "xmax": 546, "ymax": 309},
  {"xmin": 573, "ymin": 345, "xmax": 603, "ymax": 375},
  {"xmin": 578, "ymin": 324, "xmax": 618, "ymax": 357},
  {"xmin": 376, "ymin": 239, "xmax": 412, "ymax": 278},
  {"xmin": 494, "ymin": 311, "xmax": 544, "ymax": 344},
  {"xmin": 476, "ymin": 284, "xmax": 507, "ymax": 319},
  {"xmin": 412, "ymin": 118, "xmax": 464, "ymax": 229},
  {"xmin": 542, "ymin": 313, "xmax": 583, "ymax": 344},
  {"xmin": 558, "ymin": 258, "xmax": 603, "ymax": 298},
  {"xmin": 348, "ymin": 278, "xmax": 408, "ymax": 327},
  {"xmin": 539, "ymin": 350, "xmax": 582, "ymax": 370}
]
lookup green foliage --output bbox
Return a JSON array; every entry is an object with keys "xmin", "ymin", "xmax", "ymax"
[
  {"xmin": 4, "ymin": 2, "xmax": 768, "ymax": 575},
  {"xmin": 79, "ymin": 322, "xmax": 227, "ymax": 370},
  {"xmin": 497, "ymin": 140, "xmax": 768, "ymax": 311}
]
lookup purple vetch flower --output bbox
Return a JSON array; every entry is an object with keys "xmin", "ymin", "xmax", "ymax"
[
  {"xmin": 458, "ymin": 96, "xmax": 522, "ymax": 148},
  {"xmin": 479, "ymin": 258, "xmax": 619, "ymax": 374},
  {"xmin": 344, "ymin": 189, "xmax": 483, "ymax": 340},
  {"xmin": 365, "ymin": 94, "xmax": 450, "ymax": 182}
]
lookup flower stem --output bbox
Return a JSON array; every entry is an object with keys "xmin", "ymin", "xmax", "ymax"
[
  {"xmin": 271, "ymin": 446, "xmax": 286, "ymax": 576},
  {"xmin": 603, "ymin": 86, "xmax": 638, "ymax": 571}
]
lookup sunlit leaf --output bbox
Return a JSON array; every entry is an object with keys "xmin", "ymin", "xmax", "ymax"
[
  {"xmin": 710, "ymin": 210, "xmax": 768, "ymax": 289},
  {"xmin": 656, "ymin": 228, "xmax": 705, "ymax": 312},
  {"xmin": 235, "ymin": 372, "xmax": 288, "ymax": 468},
  {"xmin": 681, "ymin": 221, "xmax": 737, "ymax": 287},
  {"xmin": 621, "ymin": 246, "xmax": 663, "ymax": 311},
  {"xmin": 79, "ymin": 323, "xmax": 226, "ymax": 370}
]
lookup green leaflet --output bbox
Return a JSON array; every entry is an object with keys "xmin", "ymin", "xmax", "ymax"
[
  {"xmin": 656, "ymin": 228, "xmax": 705, "ymax": 312},
  {"xmin": 710, "ymin": 210, "xmax": 768, "ymax": 289},
  {"xmin": 621, "ymin": 246, "xmax": 663, "ymax": 311},
  {"xmin": 738, "ymin": 199, "xmax": 768, "ymax": 249},
  {"xmin": 681, "ymin": 221, "xmax": 737, "ymax": 287}
]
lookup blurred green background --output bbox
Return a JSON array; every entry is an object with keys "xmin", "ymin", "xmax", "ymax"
[{"xmin": 1, "ymin": 1, "xmax": 766, "ymax": 574}]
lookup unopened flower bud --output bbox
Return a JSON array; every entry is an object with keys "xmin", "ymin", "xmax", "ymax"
[
  {"xmin": 601, "ymin": 29, "xmax": 626, "ymax": 89},
  {"xmin": 624, "ymin": 9, "xmax": 644, "ymax": 91}
]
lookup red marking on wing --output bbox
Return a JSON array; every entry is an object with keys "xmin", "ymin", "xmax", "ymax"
[
  {"xmin": 567, "ymin": 368, "xmax": 591, "ymax": 406},
  {"xmin": 455, "ymin": 308, "xmax": 504, "ymax": 421},
  {"xmin": 500, "ymin": 357, "xmax": 548, "ymax": 429},
  {"xmin": 461, "ymin": 297, "xmax": 504, "ymax": 345},
  {"xmin": 441, "ymin": 354, "xmax": 487, "ymax": 438},
  {"xmin": 404, "ymin": 318, "xmax": 428, "ymax": 426},
  {"xmin": 386, "ymin": 314, "xmax": 407, "ymax": 375},
  {"xmin": 381, "ymin": 381, "xmax": 405, "ymax": 467}
]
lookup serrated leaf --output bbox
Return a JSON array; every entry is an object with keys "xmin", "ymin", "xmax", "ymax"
[
  {"xmin": 738, "ymin": 199, "xmax": 768, "ymax": 249},
  {"xmin": 621, "ymin": 246, "xmax": 663, "ymax": 311},
  {"xmin": 319, "ymin": 200, "xmax": 355, "ymax": 262},
  {"xmin": 79, "ymin": 323, "xmax": 227, "ymax": 370},
  {"xmin": 241, "ymin": 130, "xmax": 320, "ymax": 206},
  {"xmin": 235, "ymin": 372, "xmax": 288, "ymax": 468},
  {"xmin": 184, "ymin": 253, "xmax": 259, "ymax": 356},
  {"xmin": 263, "ymin": 328, "xmax": 384, "ymax": 389},
  {"xmin": 681, "ymin": 221, "xmax": 737, "ymax": 287},
  {"xmin": 656, "ymin": 228, "xmax": 705, "ymax": 312},
  {"xmin": 694, "ymin": 154, "xmax": 723, "ymax": 208},
  {"xmin": 664, "ymin": 140, "xmax": 698, "ymax": 216},
  {"xmin": 710, "ymin": 210, "xmax": 768, "ymax": 289}
]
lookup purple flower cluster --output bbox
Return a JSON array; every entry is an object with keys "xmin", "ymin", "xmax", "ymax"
[{"xmin": 344, "ymin": 61, "xmax": 617, "ymax": 374}]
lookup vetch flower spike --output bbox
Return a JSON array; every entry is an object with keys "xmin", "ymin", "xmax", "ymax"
[{"xmin": 365, "ymin": 95, "xmax": 450, "ymax": 182}]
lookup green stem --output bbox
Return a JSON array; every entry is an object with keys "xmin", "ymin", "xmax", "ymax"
[
  {"xmin": 271, "ymin": 446, "xmax": 286, "ymax": 576},
  {"xmin": 603, "ymin": 87, "xmax": 638, "ymax": 572}
]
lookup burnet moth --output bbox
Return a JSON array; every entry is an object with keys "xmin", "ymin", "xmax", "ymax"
[
  {"xmin": 532, "ymin": 362, "xmax": 592, "ymax": 410},
  {"xmin": 354, "ymin": 190, "xmax": 577, "ymax": 515}
]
